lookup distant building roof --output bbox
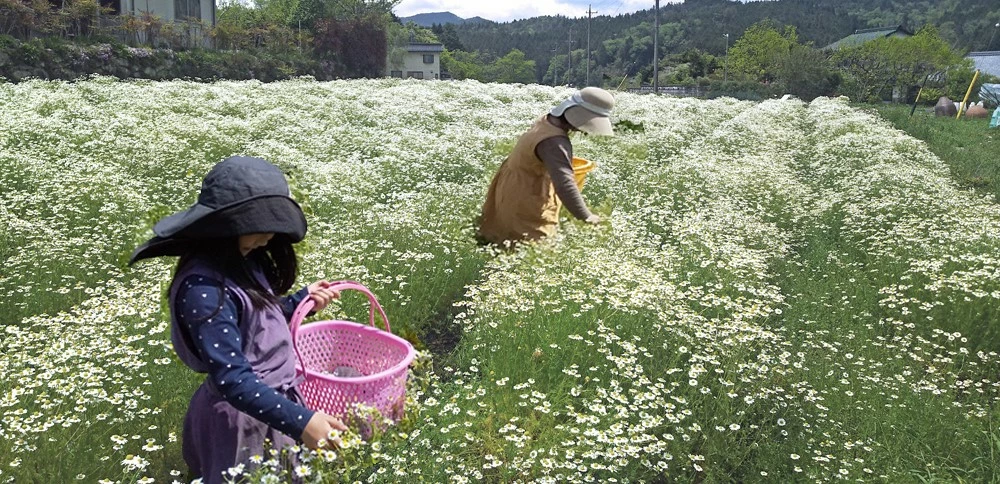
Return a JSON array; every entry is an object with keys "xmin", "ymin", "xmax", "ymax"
[
  {"xmin": 824, "ymin": 25, "xmax": 913, "ymax": 50},
  {"xmin": 968, "ymin": 51, "xmax": 1000, "ymax": 78},
  {"xmin": 405, "ymin": 43, "xmax": 445, "ymax": 53}
]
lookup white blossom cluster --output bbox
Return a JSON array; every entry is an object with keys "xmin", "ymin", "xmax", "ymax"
[{"xmin": 1, "ymin": 78, "xmax": 998, "ymax": 483}]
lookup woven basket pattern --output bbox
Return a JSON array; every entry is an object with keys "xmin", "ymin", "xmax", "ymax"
[
  {"xmin": 290, "ymin": 282, "xmax": 415, "ymax": 422},
  {"xmin": 296, "ymin": 322, "xmax": 410, "ymax": 419}
]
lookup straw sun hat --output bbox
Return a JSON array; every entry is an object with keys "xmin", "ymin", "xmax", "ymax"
[{"xmin": 550, "ymin": 87, "xmax": 616, "ymax": 136}]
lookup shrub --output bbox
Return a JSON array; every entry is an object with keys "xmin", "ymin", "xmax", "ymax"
[{"xmin": 0, "ymin": 35, "xmax": 331, "ymax": 82}]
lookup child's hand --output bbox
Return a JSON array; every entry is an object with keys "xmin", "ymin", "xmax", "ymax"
[
  {"xmin": 301, "ymin": 411, "xmax": 348, "ymax": 450},
  {"xmin": 307, "ymin": 281, "xmax": 341, "ymax": 312}
]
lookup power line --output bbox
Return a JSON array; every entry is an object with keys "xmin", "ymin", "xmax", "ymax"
[{"xmin": 610, "ymin": 0, "xmax": 625, "ymax": 17}]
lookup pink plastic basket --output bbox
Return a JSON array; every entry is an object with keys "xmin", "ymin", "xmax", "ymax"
[{"xmin": 290, "ymin": 281, "xmax": 415, "ymax": 421}]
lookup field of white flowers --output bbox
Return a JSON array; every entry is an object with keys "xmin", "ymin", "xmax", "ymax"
[{"xmin": 2, "ymin": 77, "xmax": 1000, "ymax": 483}]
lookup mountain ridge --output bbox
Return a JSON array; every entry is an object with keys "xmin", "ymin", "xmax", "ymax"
[{"xmin": 400, "ymin": 11, "xmax": 493, "ymax": 27}]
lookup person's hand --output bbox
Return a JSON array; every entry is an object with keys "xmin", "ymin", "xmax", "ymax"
[
  {"xmin": 307, "ymin": 280, "xmax": 341, "ymax": 312},
  {"xmin": 301, "ymin": 411, "xmax": 348, "ymax": 450},
  {"xmin": 585, "ymin": 214, "xmax": 602, "ymax": 224}
]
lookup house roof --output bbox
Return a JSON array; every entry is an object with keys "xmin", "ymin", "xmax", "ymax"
[
  {"xmin": 968, "ymin": 51, "xmax": 1000, "ymax": 78},
  {"xmin": 824, "ymin": 25, "xmax": 913, "ymax": 50},
  {"xmin": 406, "ymin": 43, "xmax": 445, "ymax": 53}
]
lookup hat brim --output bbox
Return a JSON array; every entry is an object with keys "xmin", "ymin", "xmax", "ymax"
[
  {"xmin": 133, "ymin": 196, "xmax": 307, "ymax": 264},
  {"xmin": 564, "ymin": 106, "xmax": 614, "ymax": 136},
  {"xmin": 154, "ymin": 196, "xmax": 306, "ymax": 241},
  {"xmin": 154, "ymin": 203, "xmax": 216, "ymax": 238},
  {"xmin": 128, "ymin": 236, "xmax": 198, "ymax": 265},
  {"xmin": 177, "ymin": 196, "xmax": 307, "ymax": 242}
]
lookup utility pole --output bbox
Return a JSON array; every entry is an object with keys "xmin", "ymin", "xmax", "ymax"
[
  {"xmin": 653, "ymin": 0, "xmax": 659, "ymax": 95},
  {"xmin": 587, "ymin": 5, "xmax": 597, "ymax": 87},
  {"xmin": 551, "ymin": 48, "xmax": 560, "ymax": 85},
  {"xmin": 567, "ymin": 29, "xmax": 575, "ymax": 86},
  {"xmin": 724, "ymin": 33, "xmax": 730, "ymax": 82}
]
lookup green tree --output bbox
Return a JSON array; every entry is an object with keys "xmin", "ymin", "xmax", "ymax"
[
  {"xmin": 441, "ymin": 49, "xmax": 484, "ymax": 80},
  {"xmin": 485, "ymin": 49, "xmax": 536, "ymax": 84},
  {"xmin": 431, "ymin": 23, "xmax": 464, "ymax": 51},
  {"xmin": 773, "ymin": 44, "xmax": 841, "ymax": 100},
  {"xmin": 322, "ymin": 0, "xmax": 398, "ymax": 20},
  {"xmin": 728, "ymin": 19, "xmax": 798, "ymax": 82},
  {"xmin": 543, "ymin": 53, "xmax": 567, "ymax": 85},
  {"xmin": 289, "ymin": 0, "xmax": 324, "ymax": 29},
  {"xmin": 314, "ymin": 14, "xmax": 388, "ymax": 77},
  {"xmin": 834, "ymin": 25, "xmax": 965, "ymax": 102}
]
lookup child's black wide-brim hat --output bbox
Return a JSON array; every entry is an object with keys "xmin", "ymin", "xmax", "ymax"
[{"xmin": 129, "ymin": 156, "xmax": 306, "ymax": 264}]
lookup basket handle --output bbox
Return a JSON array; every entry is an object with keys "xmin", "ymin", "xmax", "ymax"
[{"xmin": 289, "ymin": 280, "xmax": 391, "ymax": 336}]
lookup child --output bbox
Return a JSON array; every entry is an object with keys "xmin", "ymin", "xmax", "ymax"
[
  {"xmin": 478, "ymin": 87, "xmax": 615, "ymax": 245},
  {"xmin": 130, "ymin": 156, "xmax": 346, "ymax": 483}
]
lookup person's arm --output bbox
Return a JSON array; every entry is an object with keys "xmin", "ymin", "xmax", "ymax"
[
  {"xmin": 280, "ymin": 287, "xmax": 311, "ymax": 320},
  {"xmin": 535, "ymin": 136, "xmax": 595, "ymax": 221},
  {"xmin": 280, "ymin": 281, "xmax": 341, "ymax": 321},
  {"xmin": 176, "ymin": 276, "xmax": 315, "ymax": 438}
]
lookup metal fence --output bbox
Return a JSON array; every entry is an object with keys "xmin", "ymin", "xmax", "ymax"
[{"xmin": 627, "ymin": 85, "xmax": 708, "ymax": 97}]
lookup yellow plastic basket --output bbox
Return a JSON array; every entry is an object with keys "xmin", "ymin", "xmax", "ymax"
[{"xmin": 572, "ymin": 157, "xmax": 596, "ymax": 190}]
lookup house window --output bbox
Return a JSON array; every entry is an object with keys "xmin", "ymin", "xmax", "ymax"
[
  {"xmin": 423, "ymin": 54, "xmax": 435, "ymax": 64},
  {"xmin": 174, "ymin": 0, "xmax": 200, "ymax": 19},
  {"xmin": 390, "ymin": 70, "xmax": 403, "ymax": 78},
  {"xmin": 407, "ymin": 71, "xmax": 424, "ymax": 79}
]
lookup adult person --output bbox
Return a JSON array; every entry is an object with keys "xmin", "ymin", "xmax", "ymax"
[{"xmin": 477, "ymin": 87, "xmax": 615, "ymax": 245}]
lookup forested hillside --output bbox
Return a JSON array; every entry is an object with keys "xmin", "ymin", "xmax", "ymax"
[{"xmin": 445, "ymin": 0, "xmax": 996, "ymax": 86}]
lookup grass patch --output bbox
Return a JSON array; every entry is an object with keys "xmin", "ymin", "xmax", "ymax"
[{"xmin": 872, "ymin": 104, "xmax": 1000, "ymax": 201}]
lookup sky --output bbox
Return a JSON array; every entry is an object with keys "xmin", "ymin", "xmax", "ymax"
[{"xmin": 394, "ymin": 0, "xmax": 683, "ymax": 23}]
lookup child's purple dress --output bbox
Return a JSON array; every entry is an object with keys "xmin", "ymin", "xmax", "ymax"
[{"xmin": 169, "ymin": 259, "xmax": 307, "ymax": 482}]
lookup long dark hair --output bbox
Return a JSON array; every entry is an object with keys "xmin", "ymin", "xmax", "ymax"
[{"xmin": 176, "ymin": 234, "xmax": 298, "ymax": 310}]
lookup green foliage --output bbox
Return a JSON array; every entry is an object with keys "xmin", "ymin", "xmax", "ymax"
[
  {"xmin": 321, "ymin": 0, "xmax": 398, "ymax": 20},
  {"xmin": 249, "ymin": 0, "xmax": 399, "ymax": 26},
  {"xmin": 707, "ymin": 20, "xmax": 840, "ymax": 100},
  {"xmin": 541, "ymin": 53, "xmax": 566, "ymax": 85},
  {"xmin": 443, "ymin": 0, "xmax": 995, "ymax": 88},
  {"xmin": 215, "ymin": 1, "xmax": 304, "ymax": 53},
  {"xmin": 440, "ymin": 49, "xmax": 483, "ymax": 80},
  {"xmin": 0, "ymin": 36, "xmax": 332, "ymax": 82},
  {"xmin": 728, "ymin": 19, "xmax": 799, "ymax": 83},
  {"xmin": 484, "ymin": 49, "xmax": 535, "ymax": 84},
  {"xmin": 774, "ymin": 45, "xmax": 842, "ymax": 100},
  {"xmin": 833, "ymin": 25, "xmax": 968, "ymax": 103},
  {"xmin": 313, "ymin": 15, "xmax": 388, "ymax": 78},
  {"xmin": 431, "ymin": 23, "xmax": 464, "ymax": 51},
  {"xmin": 943, "ymin": 61, "xmax": 985, "ymax": 102},
  {"xmin": 441, "ymin": 47, "xmax": 537, "ymax": 85},
  {"xmin": 391, "ymin": 21, "xmax": 437, "ymax": 43}
]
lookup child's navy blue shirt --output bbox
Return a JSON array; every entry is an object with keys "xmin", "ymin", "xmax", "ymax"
[{"xmin": 175, "ymin": 275, "xmax": 314, "ymax": 438}]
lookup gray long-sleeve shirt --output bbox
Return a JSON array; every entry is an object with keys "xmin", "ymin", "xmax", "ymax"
[{"xmin": 535, "ymin": 136, "xmax": 593, "ymax": 220}]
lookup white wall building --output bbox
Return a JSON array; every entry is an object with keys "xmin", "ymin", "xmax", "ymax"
[
  {"xmin": 387, "ymin": 43, "xmax": 444, "ymax": 80},
  {"xmin": 113, "ymin": 0, "xmax": 215, "ymax": 25}
]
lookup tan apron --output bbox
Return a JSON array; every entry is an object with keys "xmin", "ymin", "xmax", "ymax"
[{"xmin": 478, "ymin": 116, "xmax": 568, "ymax": 244}]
